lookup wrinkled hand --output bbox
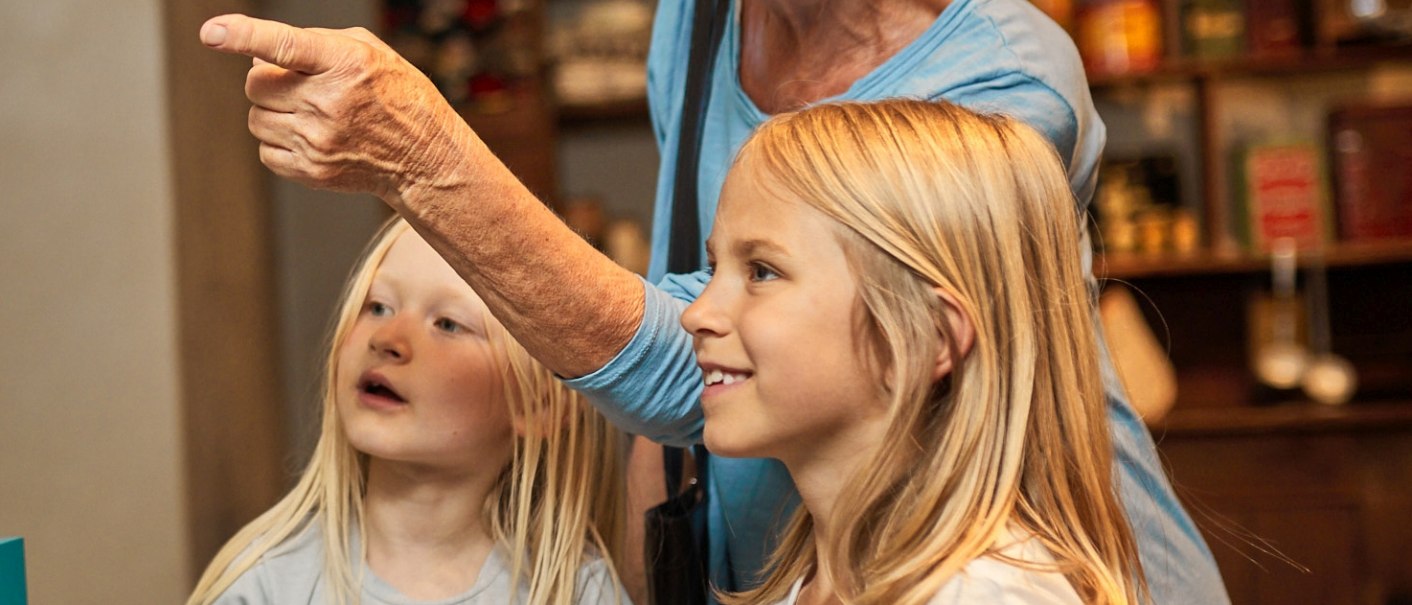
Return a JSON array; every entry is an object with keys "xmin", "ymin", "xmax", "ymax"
[{"xmin": 200, "ymin": 14, "xmax": 468, "ymax": 201}]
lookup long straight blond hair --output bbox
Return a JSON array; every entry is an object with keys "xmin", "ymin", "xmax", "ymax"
[
  {"xmin": 186, "ymin": 218, "xmax": 626, "ymax": 605},
  {"xmin": 723, "ymin": 100, "xmax": 1146, "ymax": 605}
]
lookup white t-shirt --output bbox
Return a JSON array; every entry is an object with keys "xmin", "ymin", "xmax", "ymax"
[{"xmin": 769, "ymin": 531, "xmax": 1082, "ymax": 605}]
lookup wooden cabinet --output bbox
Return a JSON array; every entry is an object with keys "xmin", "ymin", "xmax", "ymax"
[
  {"xmin": 1111, "ymin": 258, "xmax": 1412, "ymax": 603},
  {"xmin": 460, "ymin": 85, "xmax": 562, "ymax": 203},
  {"xmin": 1156, "ymin": 409, "xmax": 1412, "ymax": 604}
]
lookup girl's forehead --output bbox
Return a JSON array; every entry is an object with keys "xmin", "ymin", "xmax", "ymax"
[
  {"xmin": 719, "ymin": 163, "xmax": 800, "ymax": 220},
  {"xmin": 371, "ymin": 231, "xmax": 488, "ymax": 307},
  {"xmin": 377, "ymin": 231, "xmax": 451, "ymax": 278}
]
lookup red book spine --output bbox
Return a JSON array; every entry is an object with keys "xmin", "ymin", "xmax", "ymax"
[{"xmin": 1328, "ymin": 105, "xmax": 1412, "ymax": 241}]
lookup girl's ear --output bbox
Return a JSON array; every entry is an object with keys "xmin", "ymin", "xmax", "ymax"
[{"xmin": 933, "ymin": 286, "xmax": 975, "ymax": 381}]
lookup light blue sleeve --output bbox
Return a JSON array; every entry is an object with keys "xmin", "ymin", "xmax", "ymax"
[
  {"xmin": 562, "ymin": 272, "xmax": 709, "ymax": 446},
  {"xmin": 937, "ymin": 73, "xmax": 1098, "ymax": 216},
  {"xmin": 645, "ymin": 0, "xmax": 690, "ymax": 150}
]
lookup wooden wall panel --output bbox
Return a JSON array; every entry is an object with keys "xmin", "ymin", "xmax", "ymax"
[{"xmin": 162, "ymin": 0, "xmax": 287, "ymax": 583}]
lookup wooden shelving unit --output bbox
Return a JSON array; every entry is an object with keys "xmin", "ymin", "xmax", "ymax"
[
  {"xmin": 1089, "ymin": 43, "xmax": 1412, "ymax": 88},
  {"xmin": 1153, "ymin": 400, "xmax": 1412, "ymax": 436},
  {"xmin": 1089, "ymin": 42, "xmax": 1412, "ymax": 255},
  {"xmin": 556, "ymin": 97, "xmax": 650, "ymax": 127},
  {"xmin": 1099, "ymin": 238, "xmax": 1412, "ymax": 279},
  {"xmin": 1083, "ymin": 25, "xmax": 1412, "ymax": 601}
]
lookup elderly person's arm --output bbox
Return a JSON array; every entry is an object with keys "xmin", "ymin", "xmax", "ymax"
[{"xmin": 200, "ymin": 15, "xmax": 705, "ymax": 443}]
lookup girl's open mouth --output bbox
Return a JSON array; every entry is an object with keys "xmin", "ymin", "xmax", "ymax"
[{"xmin": 357, "ymin": 373, "xmax": 407, "ymax": 406}]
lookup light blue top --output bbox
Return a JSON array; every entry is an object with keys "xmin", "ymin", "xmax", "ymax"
[{"xmin": 565, "ymin": 0, "xmax": 1230, "ymax": 603}]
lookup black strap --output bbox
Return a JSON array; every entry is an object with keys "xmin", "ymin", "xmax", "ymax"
[
  {"xmin": 663, "ymin": 0, "xmax": 728, "ymax": 495},
  {"xmin": 661, "ymin": 0, "xmax": 728, "ymax": 526},
  {"xmin": 663, "ymin": 444, "xmax": 685, "ymax": 499},
  {"xmin": 661, "ymin": 443, "xmax": 710, "ymax": 501},
  {"xmin": 666, "ymin": 0, "xmax": 731, "ymax": 276}
]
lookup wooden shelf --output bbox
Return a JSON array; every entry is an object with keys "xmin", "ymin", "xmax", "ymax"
[
  {"xmin": 1151, "ymin": 400, "xmax": 1412, "ymax": 437},
  {"xmin": 555, "ymin": 97, "xmax": 650, "ymax": 127},
  {"xmin": 1089, "ymin": 43, "xmax": 1412, "ymax": 88},
  {"xmin": 1097, "ymin": 239, "xmax": 1412, "ymax": 279}
]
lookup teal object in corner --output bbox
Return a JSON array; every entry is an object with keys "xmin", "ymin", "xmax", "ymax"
[{"xmin": 0, "ymin": 537, "xmax": 26, "ymax": 605}]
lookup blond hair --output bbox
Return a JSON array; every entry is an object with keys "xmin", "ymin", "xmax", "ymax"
[
  {"xmin": 723, "ymin": 100, "xmax": 1145, "ymax": 605},
  {"xmin": 187, "ymin": 218, "xmax": 626, "ymax": 605}
]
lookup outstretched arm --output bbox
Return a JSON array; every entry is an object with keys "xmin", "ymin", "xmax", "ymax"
[{"xmin": 199, "ymin": 14, "xmax": 644, "ymax": 379}]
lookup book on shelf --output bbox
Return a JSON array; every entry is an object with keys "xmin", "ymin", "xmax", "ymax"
[
  {"xmin": 1245, "ymin": 0, "xmax": 1305, "ymax": 56},
  {"xmin": 1328, "ymin": 102, "xmax": 1412, "ymax": 242},
  {"xmin": 1233, "ymin": 141, "xmax": 1335, "ymax": 253}
]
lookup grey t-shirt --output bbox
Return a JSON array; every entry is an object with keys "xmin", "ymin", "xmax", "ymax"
[{"xmin": 214, "ymin": 525, "xmax": 630, "ymax": 604}]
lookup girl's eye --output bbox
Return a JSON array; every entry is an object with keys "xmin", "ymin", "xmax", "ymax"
[
  {"xmin": 749, "ymin": 262, "xmax": 780, "ymax": 282},
  {"xmin": 368, "ymin": 301, "xmax": 392, "ymax": 317},
  {"xmin": 434, "ymin": 317, "xmax": 464, "ymax": 334}
]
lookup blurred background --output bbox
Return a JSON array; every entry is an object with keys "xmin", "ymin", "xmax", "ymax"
[{"xmin": 1, "ymin": 0, "xmax": 1410, "ymax": 602}]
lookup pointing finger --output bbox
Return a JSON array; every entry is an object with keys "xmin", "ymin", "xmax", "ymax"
[{"xmin": 201, "ymin": 14, "xmax": 335, "ymax": 75}]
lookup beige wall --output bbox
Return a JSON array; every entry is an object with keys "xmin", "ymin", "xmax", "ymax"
[
  {"xmin": 0, "ymin": 0, "xmax": 388, "ymax": 598},
  {"xmin": 0, "ymin": 0, "xmax": 189, "ymax": 602}
]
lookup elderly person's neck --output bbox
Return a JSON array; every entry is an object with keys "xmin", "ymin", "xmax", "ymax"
[{"xmin": 741, "ymin": 0, "xmax": 951, "ymax": 114}]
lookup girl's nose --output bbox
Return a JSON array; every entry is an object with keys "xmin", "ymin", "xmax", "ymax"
[
  {"xmin": 681, "ymin": 282, "xmax": 731, "ymax": 339},
  {"xmin": 368, "ymin": 318, "xmax": 412, "ymax": 360}
]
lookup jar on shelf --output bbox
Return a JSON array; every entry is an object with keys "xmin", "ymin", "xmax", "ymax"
[
  {"xmin": 1183, "ymin": 0, "xmax": 1246, "ymax": 60},
  {"xmin": 1030, "ymin": 0, "xmax": 1077, "ymax": 32},
  {"xmin": 1076, "ymin": 0, "xmax": 1164, "ymax": 76}
]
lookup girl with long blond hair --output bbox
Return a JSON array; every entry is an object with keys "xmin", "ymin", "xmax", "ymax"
[
  {"xmin": 681, "ymin": 99, "xmax": 1147, "ymax": 605},
  {"xmin": 187, "ymin": 218, "xmax": 630, "ymax": 605}
]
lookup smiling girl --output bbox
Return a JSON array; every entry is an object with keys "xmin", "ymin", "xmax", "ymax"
[
  {"xmin": 187, "ymin": 219, "xmax": 630, "ymax": 605},
  {"xmin": 682, "ymin": 100, "xmax": 1146, "ymax": 605}
]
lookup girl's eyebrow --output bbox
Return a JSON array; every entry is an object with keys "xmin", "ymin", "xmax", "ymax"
[
  {"xmin": 369, "ymin": 270, "xmax": 404, "ymax": 288},
  {"xmin": 735, "ymin": 238, "xmax": 788, "ymax": 258}
]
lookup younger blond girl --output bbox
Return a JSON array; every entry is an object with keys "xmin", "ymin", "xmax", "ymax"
[
  {"xmin": 682, "ymin": 99, "xmax": 1147, "ymax": 604},
  {"xmin": 188, "ymin": 218, "xmax": 629, "ymax": 604}
]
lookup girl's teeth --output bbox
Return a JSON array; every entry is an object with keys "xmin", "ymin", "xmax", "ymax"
[{"xmin": 704, "ymin": 369, "xmax": 749, "ymax": 386}]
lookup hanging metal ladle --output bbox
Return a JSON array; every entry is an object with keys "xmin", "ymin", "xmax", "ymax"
[
  {"xmin": 1253, "ymin": 238, "xmax": 1309, "ymax": 389},
  {"xmin": 1301, "ymin": 249, "xmax": 1358, "ymax": 405}
]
